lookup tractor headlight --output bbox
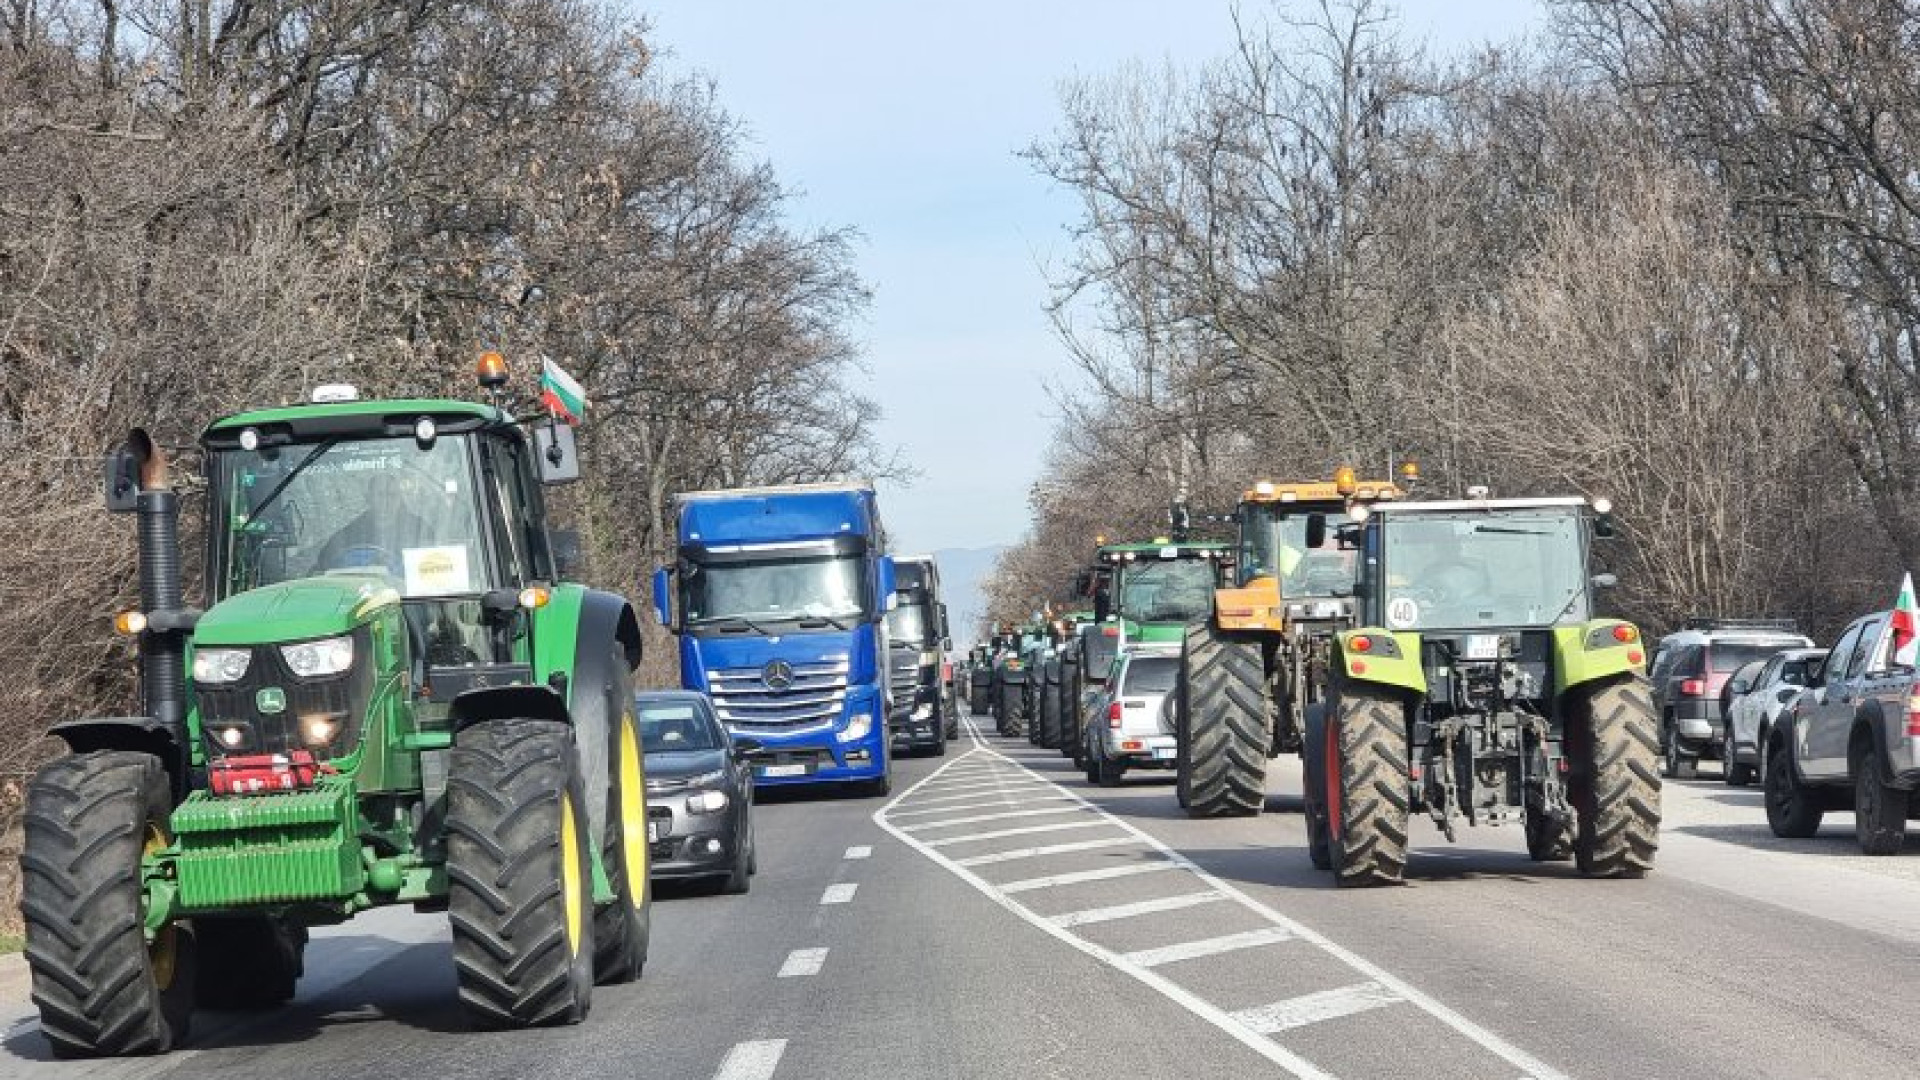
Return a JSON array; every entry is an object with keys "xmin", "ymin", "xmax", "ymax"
[
  {"xmin": 193, "ymin": 648, "xmax": 252, "ymax": 685},
  {"xmin": 687, "ymin": 789, "xmax": 731, "ymax": 814},
  {"xmin": 280, "ymin": 635, "xmax": 354, "ymax": 678},
  {"xmin": 837, "ymin": 712, "xmax": 874, "ymax": 743}
]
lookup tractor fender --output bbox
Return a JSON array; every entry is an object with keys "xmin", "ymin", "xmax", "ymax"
[
  {"xmin": 46, "ymin": 716, "xmax": 188, "ymax": 800},
  {"xmin": 1553, "ymin": 620, "xmax": 1648, "ymax": 695},
  {"xmin": 551, "ymin": 588, "xmax": 643, "ymax": 858},
  {"xmin": 448, "ymin": 684, "xmax": 570, "ymax": 730},
  {"xmin": 1332, "ymin": 628, "xmax": 1426, "ymax": 697}
]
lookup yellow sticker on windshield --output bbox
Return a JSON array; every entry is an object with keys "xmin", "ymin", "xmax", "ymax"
[{"xmin": 403, "ymin": 545, "xmax": 471, "ymax": 596}]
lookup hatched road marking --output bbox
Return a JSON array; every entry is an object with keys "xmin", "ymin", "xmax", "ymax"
[
  {"xmin": 999, "ymin": 860, "xmax": 1178, "ymax": 894},
  {"xmin": 921, "ymin": 818, "xmax": 1116, "ymax": 847},
  {"xmin": 954, "ymin": 835, "xmax": 1142, "ymax": 867},
  {"xmin": 1122, "ymin": 927, "xmax": 1296, "ymax": 968},
  {"xmin": 896, "ymin": 805, "xmax": 1092, "ymax": 832},
  {"xmin": 777, "ymin": 948, "xmax": 829, "ymax": 979},
  {"xmin": 819, "ymin": 883, "xmax": 858, "ymax": 905},
  {"xmin": 1048, "ymin": 891, "xmax": 1224, "ymax": 928},
  {"xmin": 713, "ymin": 1039, "xmax": 787, "ymax": 1080},
  {"xmin": 1232, "ymin": 983, "xmax": 1404, "ymax": 1034}
]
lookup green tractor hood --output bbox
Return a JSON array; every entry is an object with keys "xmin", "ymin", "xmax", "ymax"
[{"xmin": 195, "ymin": 573, "xmax": 401, "ymax": 646}]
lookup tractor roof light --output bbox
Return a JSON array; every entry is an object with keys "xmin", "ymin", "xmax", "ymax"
[
  {"xmin": 1348, "ymin": 504, "xmax": 1371, "ymax": 523},
  {"xmin": 1467, "ymin": 484, "xmax": 1492, "ymax": 499},
  {"xmin": 1254, "ymin": 481, "xmax": 1275, "ymax": 497},
  {"xmin": 1592, "ymin": 497, "xmax": 1614, "ymax": 515},
  {"xmin": 476, "ymin": 351, "xmax": 510, "ymax": 389},
  {"xmin": 1334, "ymin": 466, "xmax": 1357, "ymax": 496},
  {"xmin": 1399, "ymin": 460, "xmax": 1421, "ymax": 485},
  {"xmin": 238, "ymin": 426, "xmax": 261, "ymax": 451}
]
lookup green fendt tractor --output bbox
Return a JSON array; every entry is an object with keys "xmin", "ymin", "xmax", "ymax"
[
  {"xmin": 1081, "ymin": 532, "xmax": 1231, "ymax": 647},
  {"xmin": 1301, "ymin": 494, "xmax": 1661, "ymax": 886},
  {"xmin": 21, "ymin": 362, "xmax": 651, "ymax": 1057}
]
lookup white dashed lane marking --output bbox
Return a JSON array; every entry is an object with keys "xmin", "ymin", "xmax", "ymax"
[
  {"xmin": 713, "ymin": 1039, "xmax": 787, "ymax": 1080},
  {"xmin": 843, "ymin": 845, "xmax": 872, "ymax": 859},
  {"xmin": 777, "ymin": 948, "xmax": 829, "ymax": 979},
  {"xmin": 819, "ymin": 883, "xmax": 858, "ymax": 905}
]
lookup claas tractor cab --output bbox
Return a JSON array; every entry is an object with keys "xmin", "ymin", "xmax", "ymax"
[
  {"xmin": 1175, "ymin": 466, "xmax": 1408, "ymax": 817},
  {"xmin": 1301, "ymin": 491, "xmax": 1660, "ymax": 886},
  {"xmin": 22, "ymin": 357, "xmax": 650, "ymax": 1057}
]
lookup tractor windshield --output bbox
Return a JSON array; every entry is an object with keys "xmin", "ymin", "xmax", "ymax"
[
  {"xmin": 210, "ymin": 435, "xmax": 490, "ymax": 600},
  {"xmin": 1119, "ymin": 557, "xmax": 1218, "ymax": 623},
  {"xmin": 1378, "ymin": 508, "xmax": 1588, "ymax": 630},
  {"xmin": 1239, "ymin": 502, "xmax": 1355, "ymax": 597}
]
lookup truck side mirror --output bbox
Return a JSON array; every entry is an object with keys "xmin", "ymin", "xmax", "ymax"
[
  {"xmin": 876, "ymin": 556, "xmax": 897, "ymax": 616},
  {"xmin": 650, "ymin": 567, "xmax": 674, "ymax": 628},
  {"xmin": 1306, "ymin": 512, "xmax": 1327, "ymax": 550},
  {"xmin": 533, "ymin": 422, "xmax": 580, "ymax": 485},
  {"xmin": 938, "ymin": 601, "xmax": 950, "ymax": 637}
]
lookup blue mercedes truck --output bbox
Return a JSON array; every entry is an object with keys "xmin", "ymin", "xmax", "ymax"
[{"xmin": 652, "ymin": 482, "xmax": 897, "ymax": 796}]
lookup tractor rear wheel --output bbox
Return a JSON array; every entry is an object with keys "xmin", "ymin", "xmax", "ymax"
[
  {"xmin": 447, "ymin": 719, "xmax": 596, "ymax": 1029},
  {"xmin": 22, "ymin": 751, "xmax": 196, "ymax": 1057},
  {"xmin": 1570, "ymin": 680, "xmax": 1661, "ymax": 877},
  {"xmin": 1039, "ymin": 672, "xmax": 1062, "ymax": 748},
  {"xmin": 595, "ymin": 690, "xmax": 652, "ymax": 985},
  {"xmin": 1178, "ymin": 624, "xmax": 1269, "ymax": 819},
  {"xmin": 1000, "ymin": 683, "xmax": 1025, "ymax": 737},
  {"xmin": 1324, "ymin": 689, "xmax": 1410, "ymax": 887},
  {"xmin": 195, "ymin": 917, "xmax": 306, "ymax": 1009}
]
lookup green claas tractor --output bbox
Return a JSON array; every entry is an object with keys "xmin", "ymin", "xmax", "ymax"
[
  {"xmin": 1301, "ymin": 494, "xmax": 1661, "ymax": 886},
  {"xmin": 21, "ymin": 362, "xmax": 650, "ymax": 1056}
]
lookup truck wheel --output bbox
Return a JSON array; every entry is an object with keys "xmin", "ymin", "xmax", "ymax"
[
  {"xmin": 1570, "ymin": 680, "xmax": 1661, "ymax": 877},
  {"xmin": 447, "ymin": 719, "xmax": 595, "ymax": 1029},
  {"xmin": 594, "ymin": 698, "xmax": 651, "ymax": 985},
  {"xmin": 1764, "ymin": 731, "xmax": 1824, "ymax": 838},
  {"xmin": 1179, "ymin": 624, "xmax": 1269, "ymax": 819},
  {"xmin": 195, "ymin": 917, "xmax": 306, "ymax": 1009},
  {"xmin": 1722, "ymin": 736, "xmax": 1755, "ymax": 787},
  {"xmin": 1324, "ymin": 690, "xmax": 1410, "ymax": 886},
  {"xmin": 1852, "ymin": 737, "xmax": 1908, "ymax": 855},
  {"xmin": 21, "ymin": 752, "xmax": 196, "ymax": 1057}
]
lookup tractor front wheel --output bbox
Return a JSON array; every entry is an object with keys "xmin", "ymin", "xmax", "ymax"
[
  {"xmin": 447, "ymin": 719, "xmax": 596, "ymax": 1029},
  {"xmin": 21, "ymin": 751, "xmax": 196, "ymax": 1057},
  {"xmin": 1324, "ymin": 690, "xmax": 1410, "ymax": 887},
  {"xmin": 1570, "ymin": 680, "xmax": 1662, "ymax": 877},
  {"xmin": 1178, "ymin": 624, "xmax": 1269, "ymax": 819}
]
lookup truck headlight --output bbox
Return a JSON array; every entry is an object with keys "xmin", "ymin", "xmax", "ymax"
[
  {"xmin": 193, "ymin": 648, "xmax": 252, "ymax": 685},
  {"xmin": 911, "ymin": 703, "xmax": 933, "ymax": 720},
  {"xmin": 919, "ymin": 650, "xmax": 939, "ymax": 667},
  {"xmin": 280, "ymin": 635, "xmax": 354, "ymax": 678},
  {"xmin": 837, "ymin": 712, "xmax": 874, "ymax": 743},
  {"xmin": 687, "ymin": 789, "xmax": 731, "ymax": 814}
]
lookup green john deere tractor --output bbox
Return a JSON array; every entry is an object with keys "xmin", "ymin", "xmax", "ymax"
[
  {"xmin": 21, "ymin": 363, "xmax": 650, "ymax": 1056},
  {"xmin": 1301, "ymin": 494, "xmax": 1661, "ymax": 886}
]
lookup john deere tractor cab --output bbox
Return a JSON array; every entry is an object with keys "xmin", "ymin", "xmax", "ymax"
[
  {"xmin": 22, "ymin": 359, "xmax": 651, "ymax": 1057},
  {"xmin": 1301, "ymin": 492, "xmax": 1661, "ymax": 886},
  {"xmin": 1176, "ymin": 467, "xmax": 1408, "ymax": 817}
]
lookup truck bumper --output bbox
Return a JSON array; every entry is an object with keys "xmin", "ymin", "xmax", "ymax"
[
  {"xmin": 1104, "ymin": 732, "xmax": 1178, "ymax": 769},
  {"xmin": 743, "ymin": 733, "xmax": 887, "ymax": 787},
  {"xmin": 1669, "ymin": 699, "xmax": 1722, "ymax": 750}
]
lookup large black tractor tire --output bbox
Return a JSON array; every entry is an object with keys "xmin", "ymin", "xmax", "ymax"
[
  {"xmin": 21, "ymin": 752, "xmax": 196, "ymax": 1057},
  {"xmin": 1569, "ymin": 680, "xmax": 1661, "ymax": 877},
  {"xmin": 1764, "ymin": 730, "xmax": 1824, "ymax": 838},
  {"xmin": 447, "ymin": 719, "xmax": 596, "ymax": 1029},
  {"xmin": 1038, "ymin": 673, "xmax": 1062, "ymax": 749},
  {"xmin": 1853, "ymin": 737, "xmax": 1909, "ymax": 856},
  {"xmin": 1000, "ymin": 683, "xmax": 1025, "ymax": 738},
  {"xmin": 1301, "ymin": 705, "xmax": 1332, "ymax": 871},
  {"xmin": 1178, "ymin": 624, "xmax": 1270, "ymax": 819},
  {"xmin": 971, "ymin": 684, "xmax": 990, "ymax": 718},
  {"xmin": 1524, "ymin": 807, "xmax": 1575, "ymax": 862},
  {"xmin": 195, "ymin": 917, "xmax": 306, "ymax": 1009},
  {"xmin": 594, "ymin": 688, "xmax": 652, "ymax": 985},
  {"xmin": 1324, "ymin": 690, "xmax": 1410, "ymax": 887}
]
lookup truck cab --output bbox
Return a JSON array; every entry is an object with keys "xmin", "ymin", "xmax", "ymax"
[
  {"xmin": 886, "ymin": 556, "xmax": 952, "ymax": 755},
  {"xmin": 653, "ymin": 482, "xmax": 895, "ymax": 796}
]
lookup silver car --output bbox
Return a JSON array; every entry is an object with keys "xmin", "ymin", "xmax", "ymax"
[
  {"xmin": 1083, "ymin": 646, "xmax": 1181, "ymax": 786},
  {"xmin": 1722, "ymin": 647, "xmax": 1827, "ymax": 786}
]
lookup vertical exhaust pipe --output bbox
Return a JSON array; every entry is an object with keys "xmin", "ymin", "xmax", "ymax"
[{"xmin": 105, "ymin": 429, "xmax": 191, "ymax": 759}]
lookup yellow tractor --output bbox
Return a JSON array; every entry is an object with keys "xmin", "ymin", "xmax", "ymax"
[{"xmin": 1174, "ymin": 465, "xmax": 1414, "ymax": 817}]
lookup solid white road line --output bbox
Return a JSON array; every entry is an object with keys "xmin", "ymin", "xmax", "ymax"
[
  {"xmin": 1231, "ymin": 983, "xmax": 1403, "ymax": 1035},
  {"xmin": 897, "ymin": 806, "xmax": 1090, "ymax": 833},
  {"xmin": 1121, "ymin": 927, "xmax": 1296, "ymax": 969},
  {"xmin": 843, "ymin": 845, "xmax": 872, "ymax": 859},
  {"xmin": 952, "ymin": 835, "xmax": 1142, "ymax": 867},
  {"xmin": 922, "ymin": 818, "xmax": 1116, "ymax": 848},
  {"xmin": 820, "ymin": 883, "xmax": 858, "ymax": 904},
  {"xmin": 713, "ymin": 1039, "xmax": 787, "ymax": 1080},
  {"xmin": 1049, "ymin": 891, "xmax": 1224, "ymax": 929},
  {"xmin": 777, "ymin": 948, "xmax": 829, "ymax": 978},
  {"xmin": 999, "ymin": 861, "xmax": 1179, "ymax": 894}
]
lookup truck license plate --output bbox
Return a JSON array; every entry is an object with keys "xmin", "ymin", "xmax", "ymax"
[
  {"xmin": 762, "ymin": 763, "xmax": 807, "ymax": 777},
  {"xmin": 646, "ymin": 821, "xmax": 660, "ymax": 842}
]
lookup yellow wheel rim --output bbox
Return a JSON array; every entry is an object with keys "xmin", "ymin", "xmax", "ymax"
[
  {"xmin": 142, "ymin": 824, "xmax": 177, "ymax": 990},
  {"xmin": 618, "ymin": 715, "xmax": 650, "ymax": 906},
  {"xmin": 560, "ymin": 793, "xmax": 584, "ymax": 958}
]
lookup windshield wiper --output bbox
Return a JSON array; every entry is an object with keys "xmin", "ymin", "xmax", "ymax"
[
  {"xmin": 688, "ymin": 614, "xmax": 769, "ymax": 635},
  {"xmin": 799, "ymin": 614, "xmax": 853, "ymax": 630},
  {"xmin": 244, "ymin": 437, "xmax": 342, "ymax": 525},
  {"xmin": 1474, "ymin": 525, "xmax": 1550, "ymax": 535}
]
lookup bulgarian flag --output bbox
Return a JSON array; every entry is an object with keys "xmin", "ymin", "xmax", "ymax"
[
  {"xmin": 539, "ymin": 359, "xmax": 588, "ymax": 425},
  {"xmin": 1893, "ymin": 572, "xmax": 1920, "ymax": 668}
]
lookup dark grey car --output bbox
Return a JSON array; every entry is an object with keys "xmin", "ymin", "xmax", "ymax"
[{"xmin": 638, "ymin": 690, "xmax": 758, "ymax": 893}]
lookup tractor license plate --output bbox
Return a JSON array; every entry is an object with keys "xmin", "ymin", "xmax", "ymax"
[
  {"xmin": 1464, "ymin": 634, "xmax": 1503, "ymax": 660},
  {"xmin": 762, "ymin": 763, "xmax": 807, "ymax": 778},
  {"xmin": 1152, "ymin": 748, "xmax": 1177, "ymax": 761},
  {"xmin": 646, "ymin": 821, "xmax": 660, "ymax": 842}
]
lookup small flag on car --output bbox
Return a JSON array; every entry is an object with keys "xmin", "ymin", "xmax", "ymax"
[
  {"xmin": 1892, "ymin": 571, "xmax": 1919, "ymax": 668},
  {"xmin": 539, "ymin": 359, "xmax": 588, "ymax": 425}
]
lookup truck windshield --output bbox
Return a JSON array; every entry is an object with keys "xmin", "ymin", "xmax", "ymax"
[
  {"xmin": 1379, "ymin": 509, "xmax": 1587, "ymax": 629},
  {"xmin": 1120, "ymin": 558, "xmax": 1217, "ymax": 623},
  {"xmin": 886, "ymin": 599, "xmax": 931, "ymax": 645},
  {"xmin": 683, "ymin": 552, "xmax": 870, "ymax": 626},
  {"xmin": 1239, "ymin": 503, "xmax": 1354, "ymax": 597},
  {"xmin": 209, "ymin": 435, "xmax": 489, "ymax": 600}
]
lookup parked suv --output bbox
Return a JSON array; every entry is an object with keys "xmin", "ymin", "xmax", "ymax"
[
  {"xmin": 1721, "ymin": 647, "xmax": 1827, "ymax": 786},
  {"xmin": 1083, "ymin": 646, "xmax": 1181, "ymax": 787},
  {"xmin": 1649, "ymin": 619, "xmax": 1813, "ymax": 779}
]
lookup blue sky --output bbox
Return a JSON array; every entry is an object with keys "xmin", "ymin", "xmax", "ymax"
[{"xmin": 640, "ymin": 2, "xmax": 1547, "ymax": 553}]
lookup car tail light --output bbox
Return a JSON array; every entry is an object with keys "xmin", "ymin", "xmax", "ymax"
[
  {"xmin": 1907, "ymin": 688, "xmax": 1920, "ymax": 737},
  {"xmin": 1107, "ymin": 702, "xmax": 1123, "ymax": 728},
  {"xmin": 1680, "ymin": 678, "xmax": 1706, "ymax": 697}
]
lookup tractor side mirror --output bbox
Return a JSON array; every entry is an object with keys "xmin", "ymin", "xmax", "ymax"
[
  {"xmin": 1093, "ymin": 585, "xmax": 1112, "ymax": 623},
  {"xmin": 938, "ymin": 601, "xmax": 951, "ymax": 637},
  {"xmin": 1335, "ymin": 523, "xmax": 1363, "ymax": 550},
  {"xmin": 533, "ymin": 422, "xmax": 580, "ymax": 485},
  {"xmin": 1306, "ymin": 512, "xmax": 1328, "ymax": 550}
]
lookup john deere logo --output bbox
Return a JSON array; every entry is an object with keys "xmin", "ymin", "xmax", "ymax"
[
  {"xmin": 762, "ymin": 660, "xmax": 794, "ymax": 692},
  {"xmin": 256, "ymin": 687, "xmax": 287, "ymax": 714}
]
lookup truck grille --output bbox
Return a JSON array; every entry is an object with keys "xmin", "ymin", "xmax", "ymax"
[
  {"xmin": 888, "ymin": 651, "xmax": 920, "ymax": 707},
  {"xmin": 710, "ymin": 661, "xmax": 850, "ymax": 730}
]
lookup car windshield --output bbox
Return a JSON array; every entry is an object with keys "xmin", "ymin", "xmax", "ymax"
[
  {"xmin": 1123, "ymin": 655, "xmax": 1180, "ymax": 693},
  {"xmin": 637, "ymin": 702, "xmax": 723, "ymax": 752},
  {"xmin": 886, "ymin": 599, "xmax": 931, "ymax": 645},
  {"xmin": 1709, "ymin": 643, "xmax": 1796, "ymax": 672},
  {"xmin": 682, "ymin": 550, "xmax": 870, "ymax": 625},
  {"xmin": 210, "ymin": 435, "xmax": 488, "ymax": 600},
  {"xmin": 1778, "ymin": 657, "xmax": 1820, "ymax": 686},
  {"xmin": 1240, "ymin": 503, "xmax": 1355, "ymax": 598},
  {"xmin": 1380, "ymin": 508, "xmax": 1587, "ymax": 629},
  {"xmin": 1119, "ymin": 558, "xmax": 1217, "ymax": 623}
]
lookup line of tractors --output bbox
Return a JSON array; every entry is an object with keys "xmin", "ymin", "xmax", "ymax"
[{"xmin": 967, "ymin": 467, "xmax": 1662, "ymax": 887}]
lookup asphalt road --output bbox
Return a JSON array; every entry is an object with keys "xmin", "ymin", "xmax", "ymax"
[{"xmin": 4, "ymin": 715, "xmax": 1919, "ymax": 1079}]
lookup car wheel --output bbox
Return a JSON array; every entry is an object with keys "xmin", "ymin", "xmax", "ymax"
[
  {"xmin": 1854, "ymin": 738, "xmax": 1909, "ymax": 855},
  {"xmin": 1663, "ymin": 722, "xmax": 1697, "ymax": 781},
  {"xmin": 1764, "ymin": 733, "xmax": 1823, "ymax": 839},
  {"xmin": 1722, "ymin": 731, "xmax": 1755, "ymax": 786}
]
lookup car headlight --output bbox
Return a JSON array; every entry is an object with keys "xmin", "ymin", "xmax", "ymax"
[
  {"xmin": 280, "ymin": 635, "xmax": 354, "ymax": 678},
  {"xmin": 647, "ymin": 768, "xmax": 723, "ymax": 793},
  {"xmin": 911, "ymin": 702, "xmax": 933, "ymax": 720},
  {"xmin": 687, "ymin": 789, "xmax": 731, "ymax": 814},
  {"xmin": 193, "ymin": 647, "xmax": 252, "ymax": 685},
  {"xmin": 836, "ymin": 712, "xmax": 874, "ymax": 743}
]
